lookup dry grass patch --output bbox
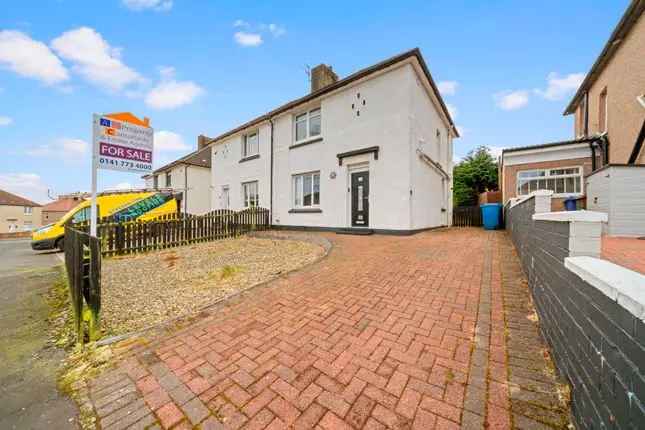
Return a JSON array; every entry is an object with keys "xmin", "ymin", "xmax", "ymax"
[{"xmin": 101, "ymin": 236, "xmax": 324, "ymax": 335}]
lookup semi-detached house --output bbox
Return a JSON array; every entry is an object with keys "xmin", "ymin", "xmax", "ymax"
[{"xmin": 206, "ymin": 48, "xmax": 457, "ymax": 234}]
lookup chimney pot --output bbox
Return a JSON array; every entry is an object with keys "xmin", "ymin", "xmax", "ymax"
[
  {"xmin": 311, "ymin": 64, "xmax": 338, "ymax": 93},
  {"xmin": 197, "ymin": 134, "xmax": 210, "ymax": 150}
]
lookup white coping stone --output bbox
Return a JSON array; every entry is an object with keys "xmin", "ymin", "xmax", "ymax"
[
  {"xmin": 509, "ymin": 189, "xmax": 554, "ymax": 209},
  {"xmin": 532, "ymin": 211, "xmax": 609, "ymax": 223},
  {"xmin": 565, "ymin": 256, "xmax": 645, "ymax": 321}
]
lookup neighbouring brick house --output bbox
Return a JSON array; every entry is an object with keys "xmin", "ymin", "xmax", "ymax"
[
  {"xmin": 564, "ymin": 0, "xmax": 645, "ymax": 166},
  {"xmin": 499, "ymin": 139, "xmax": 594, "ymax": 211},
  {"xmin": 0, "ymin": 189, "xmax": 42, "ymax": 233},
  {"xmin": 566, "ymin": 0, "xmax": 645, "ymax": 235},
  {"xmin": 41, "ymin": 193, "xmax": 87, "ymax": 225}
]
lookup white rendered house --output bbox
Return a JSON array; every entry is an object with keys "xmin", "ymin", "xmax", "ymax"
[{"xmin": 207, "ymin": 49, "xmax": 457, "ymax": 234}]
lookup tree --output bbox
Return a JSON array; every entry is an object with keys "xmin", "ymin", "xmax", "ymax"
[{"xmin": 453, "ymin": 146, "xmax": 498, "ymax": 207}]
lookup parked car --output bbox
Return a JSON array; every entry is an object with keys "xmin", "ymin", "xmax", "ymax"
[{"xmin": 31, "ymin": 190, "xmax": 180, "ymax": 251}]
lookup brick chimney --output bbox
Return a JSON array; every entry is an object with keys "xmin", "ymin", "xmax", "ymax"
[
  {"xmin": 197, "ymin": 134, "xmax": 210, "ymax": 150},
  {"xmin": 311, "ymin": 64, "xmax": 338, "ymax": 93}
]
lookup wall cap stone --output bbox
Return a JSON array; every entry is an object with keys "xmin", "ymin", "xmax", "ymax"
[
  {"xmin": 532, "ymin": 211, "xmax": 608, "ymax": 223},
  {"xmin": 565, "ymin": 256, "xmax": 645, "ymax": 321}
]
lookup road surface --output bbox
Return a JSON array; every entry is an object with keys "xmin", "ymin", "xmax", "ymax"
[{"xmin": 0, "ymin": 239, "xmax": 78, "ymax": 429}]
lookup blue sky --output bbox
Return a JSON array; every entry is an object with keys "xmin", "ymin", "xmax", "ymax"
[{"xmin": 0, "ymin": 0, "xmax": 628, "ymax": 203}]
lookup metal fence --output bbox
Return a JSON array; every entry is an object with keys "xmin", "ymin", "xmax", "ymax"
[
  {"xmin": 79, "ymin": 207, "xmax": 271, "ymax": 256},
  {"xmin": 64, "ymin": 226, "xmax": 101, "ymax": 344},
  {"xmin": 452, "ymin": 206, "xmax": 483, "ymax": 227}
]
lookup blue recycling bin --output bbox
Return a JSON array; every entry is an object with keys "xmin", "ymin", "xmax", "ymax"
[
  {"xmin": 564, "ymin": 198, "xmax": 577, "ymax": 211},
  {"xmin": 481, "ymin": 203, "xmax": 502, "ymax": 230}
]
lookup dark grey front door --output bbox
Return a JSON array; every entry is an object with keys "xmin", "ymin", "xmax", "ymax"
[{"xmin": 351, "ymin": 171, "xmax": 369, "ymax": 227}]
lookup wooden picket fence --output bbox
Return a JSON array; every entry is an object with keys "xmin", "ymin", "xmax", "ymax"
[
  {"xmin": 78, "ymin": 207, "xmax": 270, "ymax": 256},
  {"xmin": 64, "ymin": 226, "xmax": 101, "ymax": 344},
  {"xmin": 452, "ymin": 206, "xmax": 483, "ymax": 227}
]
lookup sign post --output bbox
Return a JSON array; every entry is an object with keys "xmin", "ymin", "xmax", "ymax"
[{"xmin": 91, "ymin": 113, "xmax": 154, "ymax": 236}]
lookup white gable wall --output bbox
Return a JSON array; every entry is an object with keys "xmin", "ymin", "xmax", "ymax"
[{"xmin": 409, "ymin": 72, "xmax": 453, "ymax": 229}]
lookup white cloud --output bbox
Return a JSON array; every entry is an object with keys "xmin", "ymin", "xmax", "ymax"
[
  {"xmin": 446, "ymin": 103, "xmax": 458, "ymax": 120},
  {"xmin": 494, "ymin": 90, "xmax": 529, "ymax": 111},
  {"xmin": 154, "ymin": 130, "xmax": 190, "ymax": 152},
  {"xmin": 262, "ymin": 23, "xmax": 286, "ymax": 38},
  {"xmin": 145, "ymin": 67, "xmax": 204, "ymax": 110},
  {"xmin": 233, "ymin": 19, "xmax": 250, "ymax": 28},
  {"xmin": 234, "ymin": 31, "xmax": 263, "ymax": 47},
  {"xmin": 0, "ymin": 30, "xmax": 69, "ymax": 85},
  {"xmin": 51, "ymin": 27, "xmax": 143, "ymax": 91},
  {"xmin": 26, "ymin": 138, "xmax": 89, "ymax": 159},
  {"xmin": 0, "ymin": 173, "xmax": 49, "ymax": 203},
  {"xmin": 122, "ymin": 0, "xmax": 172, "ymax": 11},
  {"xmin": 534, "ymin": 72, "xmax": 585, "ymax": 101},
  {"xmin": 0, "ymin": 116, "xmax": 13, "ymax": 126},
  {"xmin": 437, "ymin": 80, "xmax": 458, "ymax": 96}
]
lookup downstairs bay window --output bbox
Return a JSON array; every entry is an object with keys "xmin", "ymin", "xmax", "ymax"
[
  {"xmin": 517, "ymin": 166, "xmax": 583, "ymax": 197},
  {"xmin": 293, "ymin": 172, "xmax": 320, "ymax": 208}
]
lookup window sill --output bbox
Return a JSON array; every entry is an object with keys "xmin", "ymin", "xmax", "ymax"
[
  {"xmin": 290, "ymin": 136, "xmax": 323, "ymax": 150},
  {"xmin": 239, "ymin": 154, "xmax": 260, "ymax": 163},
  {"xmin": 288, "ymin": 208, "xmax": 322, "ymax": 214}
]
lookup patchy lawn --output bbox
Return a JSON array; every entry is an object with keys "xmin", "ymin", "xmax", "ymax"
[{"xmin": 101, "ymin": 236, "xmax": 325, "ymax": 335}]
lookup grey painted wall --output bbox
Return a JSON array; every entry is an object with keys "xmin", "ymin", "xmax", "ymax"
[{"xmin": 507, "ymin": 198, "xmax": 645, "ymax": 429}]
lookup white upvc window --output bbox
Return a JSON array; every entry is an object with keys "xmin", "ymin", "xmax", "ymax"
[
  {"xmin": 242, "ymin": 132, "xmax": 259, "ymax": 158},
  {"xmin": 294, "ymin": 108, "xmax": 321, "ymax": 143},
  {"xmin": 293, "ymin": 172, "xmax": 320, "ymax": 208},
  {"xmin": 24, "ymin": 206, "xmax": 33, "ymax": 215},
  {"xmin": 242, "ymin": 181, "xmax": 259, "ymax": 208},
  {"xmin": 517, "ymin": 166, "xmax": 583, "ymax": 197}
]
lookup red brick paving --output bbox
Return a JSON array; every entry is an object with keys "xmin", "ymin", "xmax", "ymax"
[
  {"xmin": 86, "ymin": 229, "xmax": 571, "ymax": 429},
  {"xmin": 602, "ymin": 236, "xmax": 645, "ymax": 275}
]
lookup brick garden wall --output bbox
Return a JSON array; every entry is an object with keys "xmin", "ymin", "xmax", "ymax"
[{"xmin": 506, "ymin": 197, "xmax": 645, "ymax": 428}]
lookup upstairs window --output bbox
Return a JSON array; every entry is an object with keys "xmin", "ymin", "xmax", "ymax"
[
  {"xmin": 24, "ymin": 206, "xmax": 33, "ymax": 215},
  {"xmin": 517, "ymin": 167, "xmax": 582, "ymax": 196},
  {"xmin": 153, "ymin": 175, "xmax": 159, "ymax": 189},
  {"xmin": 242, "ymin": 181, "xmax": 259, "ymax": 208},
  {"xmin": 242, "ymin": 132, "xmax": 259, "ymax": 158},
  {"xmin": 294, "ymin": 108, "xmax": 321, "ymax": 142},
  {"xmin": 293, "ymin": 172, "xmax": 320, "ymax": 208},
  {"xmin": 165, "ymin": 172, "xmax": 172, "ymax": 187}
]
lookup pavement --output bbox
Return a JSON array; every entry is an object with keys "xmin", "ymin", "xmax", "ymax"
[
  {"xmin": 0, "ymin": 239, "xmax": 78, "ymax": 429},
  {"xmin": 85, "ymin": 229, "xmax": 572, "ymax": 429},
  {"xmin": 602, "ymin": 236, "xmax": 645, "ymax": 275}
]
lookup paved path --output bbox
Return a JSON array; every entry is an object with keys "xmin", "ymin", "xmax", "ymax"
[
  {"xmin": 0, "ymin": 240, "xmax": 78, "ymax": 429},
  {"xmin": 602, "ymin": 236, "xmax": 645, "ymax": 275},
  {"xmin": 86, "ymin": 229, "xmax": 570, "ymax": 429}
]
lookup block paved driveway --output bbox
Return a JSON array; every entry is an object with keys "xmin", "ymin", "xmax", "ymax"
[{"xmin": 88, "ymin": 229, "xmax": 571, "ymax": 429}]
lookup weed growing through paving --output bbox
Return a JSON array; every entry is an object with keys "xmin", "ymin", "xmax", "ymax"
[{"xmin": 219, "ymin": 264, "xmax": 241, "ymax": 280}]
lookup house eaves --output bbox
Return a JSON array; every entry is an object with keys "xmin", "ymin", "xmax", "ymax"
[
  {"xmin": 501, "ymin": 136, "xmax": 601, "ymax": 155},
  {"xmin": 202, "ymin": 48, "xmax": 458, "ymax": 149},
  {"xmin": 564, "ymin": 0, "xmax": 645, "ymax": 115}
]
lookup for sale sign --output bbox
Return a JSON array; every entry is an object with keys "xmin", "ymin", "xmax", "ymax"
[{"xmin": 93, "ymin": 114, "xmax": 153, "ymax": 173}]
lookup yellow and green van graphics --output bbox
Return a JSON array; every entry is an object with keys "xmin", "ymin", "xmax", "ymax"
[{"xmin": 31, "ymin": 191, "xmax": 178, "ymax": 251}]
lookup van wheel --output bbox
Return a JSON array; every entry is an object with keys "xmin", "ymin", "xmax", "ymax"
[{"xmin": 55, "ymin": 238, "xmax": 64, "ymax": 252}]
